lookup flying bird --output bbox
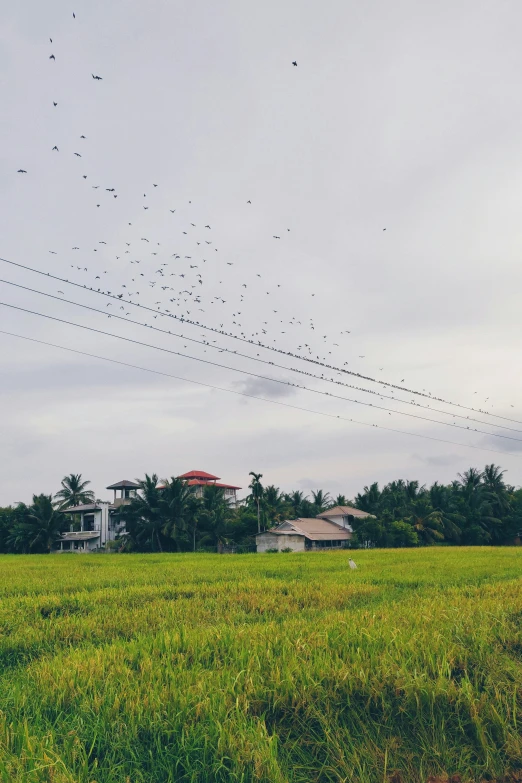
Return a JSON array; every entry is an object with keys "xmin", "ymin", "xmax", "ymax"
[
  {"xmin": 292, "ymin": 61, "xmax": 297, "ymax": 66},
  {"xmin": 17, "ymin": 169, "xmax": 27, "ymax": 173},
  {"xmin": 72, "ymin": 12, "xmax": 75, "ymax": 18},
  {"xmin": 52, "ymin": 146, "xmax": 59, "ymax": 151},
  {"xmin": 49, "ymin": 54, "xmax": 55, "ymax": 60},
  {"xmin": 92, "ymin": 74, "xmax": 103, "ymax": 80},
  {"xmin": 247, "ymin": 200, "xmax": 251, "ymax": 204},
  {"xmin": 53, "ymin": 102, "xmax": 58, "ymax": 107},
  {"xmin": 73, "ymin": 152, "xmax": 81, "ymax": 157}
]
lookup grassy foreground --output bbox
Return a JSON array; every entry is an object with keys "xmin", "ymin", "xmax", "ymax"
[{"xmin": 1, "ymin": 550, "xmax": 522, "ymax": 782}]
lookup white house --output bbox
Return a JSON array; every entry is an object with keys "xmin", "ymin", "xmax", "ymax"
[
  {"xmin": 316, "ymin": 505, "xmax": 374, "ymax": 533},
  {"xmin": 55, "ymin": 471, "xmax": 242, "ymax": 551},
  {"xmin": 256, "ymin": 506, "xmax": 375, "ymax": 553},
  {"xmin": 55, "ymin": 479, "xmax": 140, "ymax": 552}
]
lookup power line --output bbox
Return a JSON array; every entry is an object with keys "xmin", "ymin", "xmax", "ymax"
[
  {"xmin": 0, "ymin": 254, "xmax": 514, "ymax": 425},
  {"xmin": 0, "ymin": 327, "xmax": 514, "ymax": 458},
  {"xmin": 1, "ymin": 298, "xmax": 521, "ymax": 445},
  {"xmin": 3, "ymin": 275, "xmax": 522, "ymax": 436}
]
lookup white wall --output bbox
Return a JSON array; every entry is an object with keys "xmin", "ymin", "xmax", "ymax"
[{"xmin": 256, "ymin": 533, "xmax": 305, "ymax": 552}]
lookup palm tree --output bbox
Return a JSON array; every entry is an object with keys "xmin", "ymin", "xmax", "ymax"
[
  {"xmin": 248, "ymin": 472, "xmax": 264, "ymax": 533},
  {"xmin": 121, "ymin": 474, "xmax": 165, "ymax": 552},
  {"xmin": 160, "ymin": 476, "xmax": 197, "ymax": 550},
  {"xmin": 285, "ymin": 490, "xmax": 306, "ymax": 519},
  {"xmin": 198, "ymin": 485, "xmax": 234, "ymax": 553},
  {"xmin": 55, "ymin": 474, "xmax": 95, "ymax": 509},
  {"xmin": 408, "ymin": 498, "xmax": 444, "ymax": 545},
  {"xmin": 482, "ymin": 464, "xmax": 511, "ymax": 517},
  {"xmin": 7, "ymin": 495, "xmax": 67, "ymax": 553},
  {"xmin": 456, "ymin": 468, "xmax": 501, "ymax": 544},
  {"xmin": 311, "ymin": 490, "xmax": 331, "ymax": 514},
  {"xmin": 333, "ymin": 494, "xmax": 348, "ymax": 507},
  {"xmin": 263, "ymin": 485, "xmax": 287, "ymax": 527},
  {"xmin": 355, "ymin": 482, "xmax": 382, "ymax": 515}
]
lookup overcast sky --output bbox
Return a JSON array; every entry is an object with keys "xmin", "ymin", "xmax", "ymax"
[{"xmin": 1, "ymin": 0, "xmax": 522, "ymax": 505}]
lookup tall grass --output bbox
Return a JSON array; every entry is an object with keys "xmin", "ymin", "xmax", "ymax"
[{"xmin": 1, "ymin": 548, "xmax": 522, "ymax": 782}]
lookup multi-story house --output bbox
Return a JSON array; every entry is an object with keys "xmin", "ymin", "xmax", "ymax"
[{"xmin": 55, "ymin": 471, "xmax": 241, "ymax": 552}]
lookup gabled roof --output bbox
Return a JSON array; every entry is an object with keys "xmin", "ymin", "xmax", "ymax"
[
  {"xmin": 106, "ymin": 480, "xmax": 140, "ymax": 490},
  {"xmin": 178, "ymin": 470, "xmax": 220, "ymax": 480},
  {"xmin": 317, "ymin": 505, "xmax": 374, "ymax": 519},
  {"xmin": 257, "ymin": 518, "xmax": 351, "ymax": 541}
]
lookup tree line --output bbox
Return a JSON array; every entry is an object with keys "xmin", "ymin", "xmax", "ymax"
[{"xmin": 0, "ymin": 465, "xmax": 520, "ymax": 553}]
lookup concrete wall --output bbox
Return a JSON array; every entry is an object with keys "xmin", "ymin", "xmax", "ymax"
[{"xmin": 256, "ymin": 533, "xmax": 305, "ymax": 552}]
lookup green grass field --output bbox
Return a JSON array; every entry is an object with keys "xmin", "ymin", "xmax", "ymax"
[{"xmin": 1, "ymin": 549, "xmax": 522, "ymax": 783}]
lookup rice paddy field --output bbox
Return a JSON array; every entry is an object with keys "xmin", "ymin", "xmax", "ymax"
[{"xmin": 1, "ymin": 549, "xmax": 522, "ymax": 783}]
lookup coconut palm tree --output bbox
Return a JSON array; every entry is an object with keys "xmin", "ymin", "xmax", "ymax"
[
  {"xmin": 263, "ymin": 485, "xmax": 287, "ymax": 527},
  {"xmin": 311, "ymin": 490, "xmax": 331, "ymax": 514},
  {"xmin": 54, "ymin": 474, "xmax": 95, "ymax": 509},
  {"xmin": 121, "ymin": 474, "xmax": 166, "ymax": 552},
  {"xmin": 285, "ymin": 490, "xmax": 306, "ymax": 519},
  {"xmin": 248, "ymin": 472, "xmax": 264, "ymax": 533},
  {"xmin": 482, "ymin": 464, "xmax": 511, "ymax": 516},
  {"xmin": 7, "ymin": 495, "xmax": 67, "ymax": 553},
  {"xmin": 198, "ymin": 485, "xmax": 234, "ymax": 553},
  {"xmin": 408, "ymin": 498, "xmax": 444, "ymax": 545},
  {"xmin": 355, "ymin": 482, "xmax": 382, "ymax": 515},
  {"xmin": 160, "ymin": 476, "xmax": 196, "ymax": 550},
  {"xmin": 333, "ymin": 494, "xmax": 348, "ymax": 507}
]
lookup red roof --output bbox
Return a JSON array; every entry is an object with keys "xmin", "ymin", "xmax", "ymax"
[
  {"xmin": 178, "ymin": 470, "xmax": 220, "ymax": 480},
  {"xmin": 186, "ymin": 479, "xmax": 241, "ymax": 490}
]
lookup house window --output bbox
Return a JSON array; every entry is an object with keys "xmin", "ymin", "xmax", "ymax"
[{"xmin": 83, "ymin": 515, "xmax": 95, "ymax": 532}]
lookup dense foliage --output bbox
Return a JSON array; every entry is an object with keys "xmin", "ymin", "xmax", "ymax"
[{"xmin": 0, "ymin": 464, "xmax": 520, "ymax": 553}]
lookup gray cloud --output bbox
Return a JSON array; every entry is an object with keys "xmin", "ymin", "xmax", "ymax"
[
  {"xmin": 234, "ymin": 377, "xmax": 297, "ymax": 399},
  {"xmin": 480, "ymin": 435, "xmax": 522, "ymax": 454}
]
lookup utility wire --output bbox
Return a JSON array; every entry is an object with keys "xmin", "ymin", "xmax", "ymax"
[
  {"xmin": 0, "ymin": 327, "xmax": 514, "ymax": 458},
  {"xmin": 0, "ymin": 254, "xmax": 514, "ymax": 425},
  {"xmin": 1, "ymin": 298, "xmax": 521, "ymax": 445},
  {"xmin": 3, "ymin": 276, "xmax": 521, "ymax": 435}
]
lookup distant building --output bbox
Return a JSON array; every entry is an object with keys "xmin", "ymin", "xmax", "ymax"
[
  {"xmin": 55, "ymin": 479, "xmax": 139, "ymax": 552},
  {"xmin": 316, "ymin": 505, "xmax": 372, "ymax": 532},
  {"xmin": 256, "ymin": 506, "xmax": 375, "ymax": 552},
  {"xmin": 177, "ymin": 470, "xmax": 242, "ymax": 505},
  {"xmin": 55, "ymin": 472, "xmax": 241, "ymax": 551}
]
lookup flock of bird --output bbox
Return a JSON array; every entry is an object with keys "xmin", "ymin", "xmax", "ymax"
[
  {"xmin": 13, "ymin": 19, "xmax": 366, "ymax": 378},
  {"xmin": 7, "ymin": 8, "xmax": 516, "ymax": 444}
]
